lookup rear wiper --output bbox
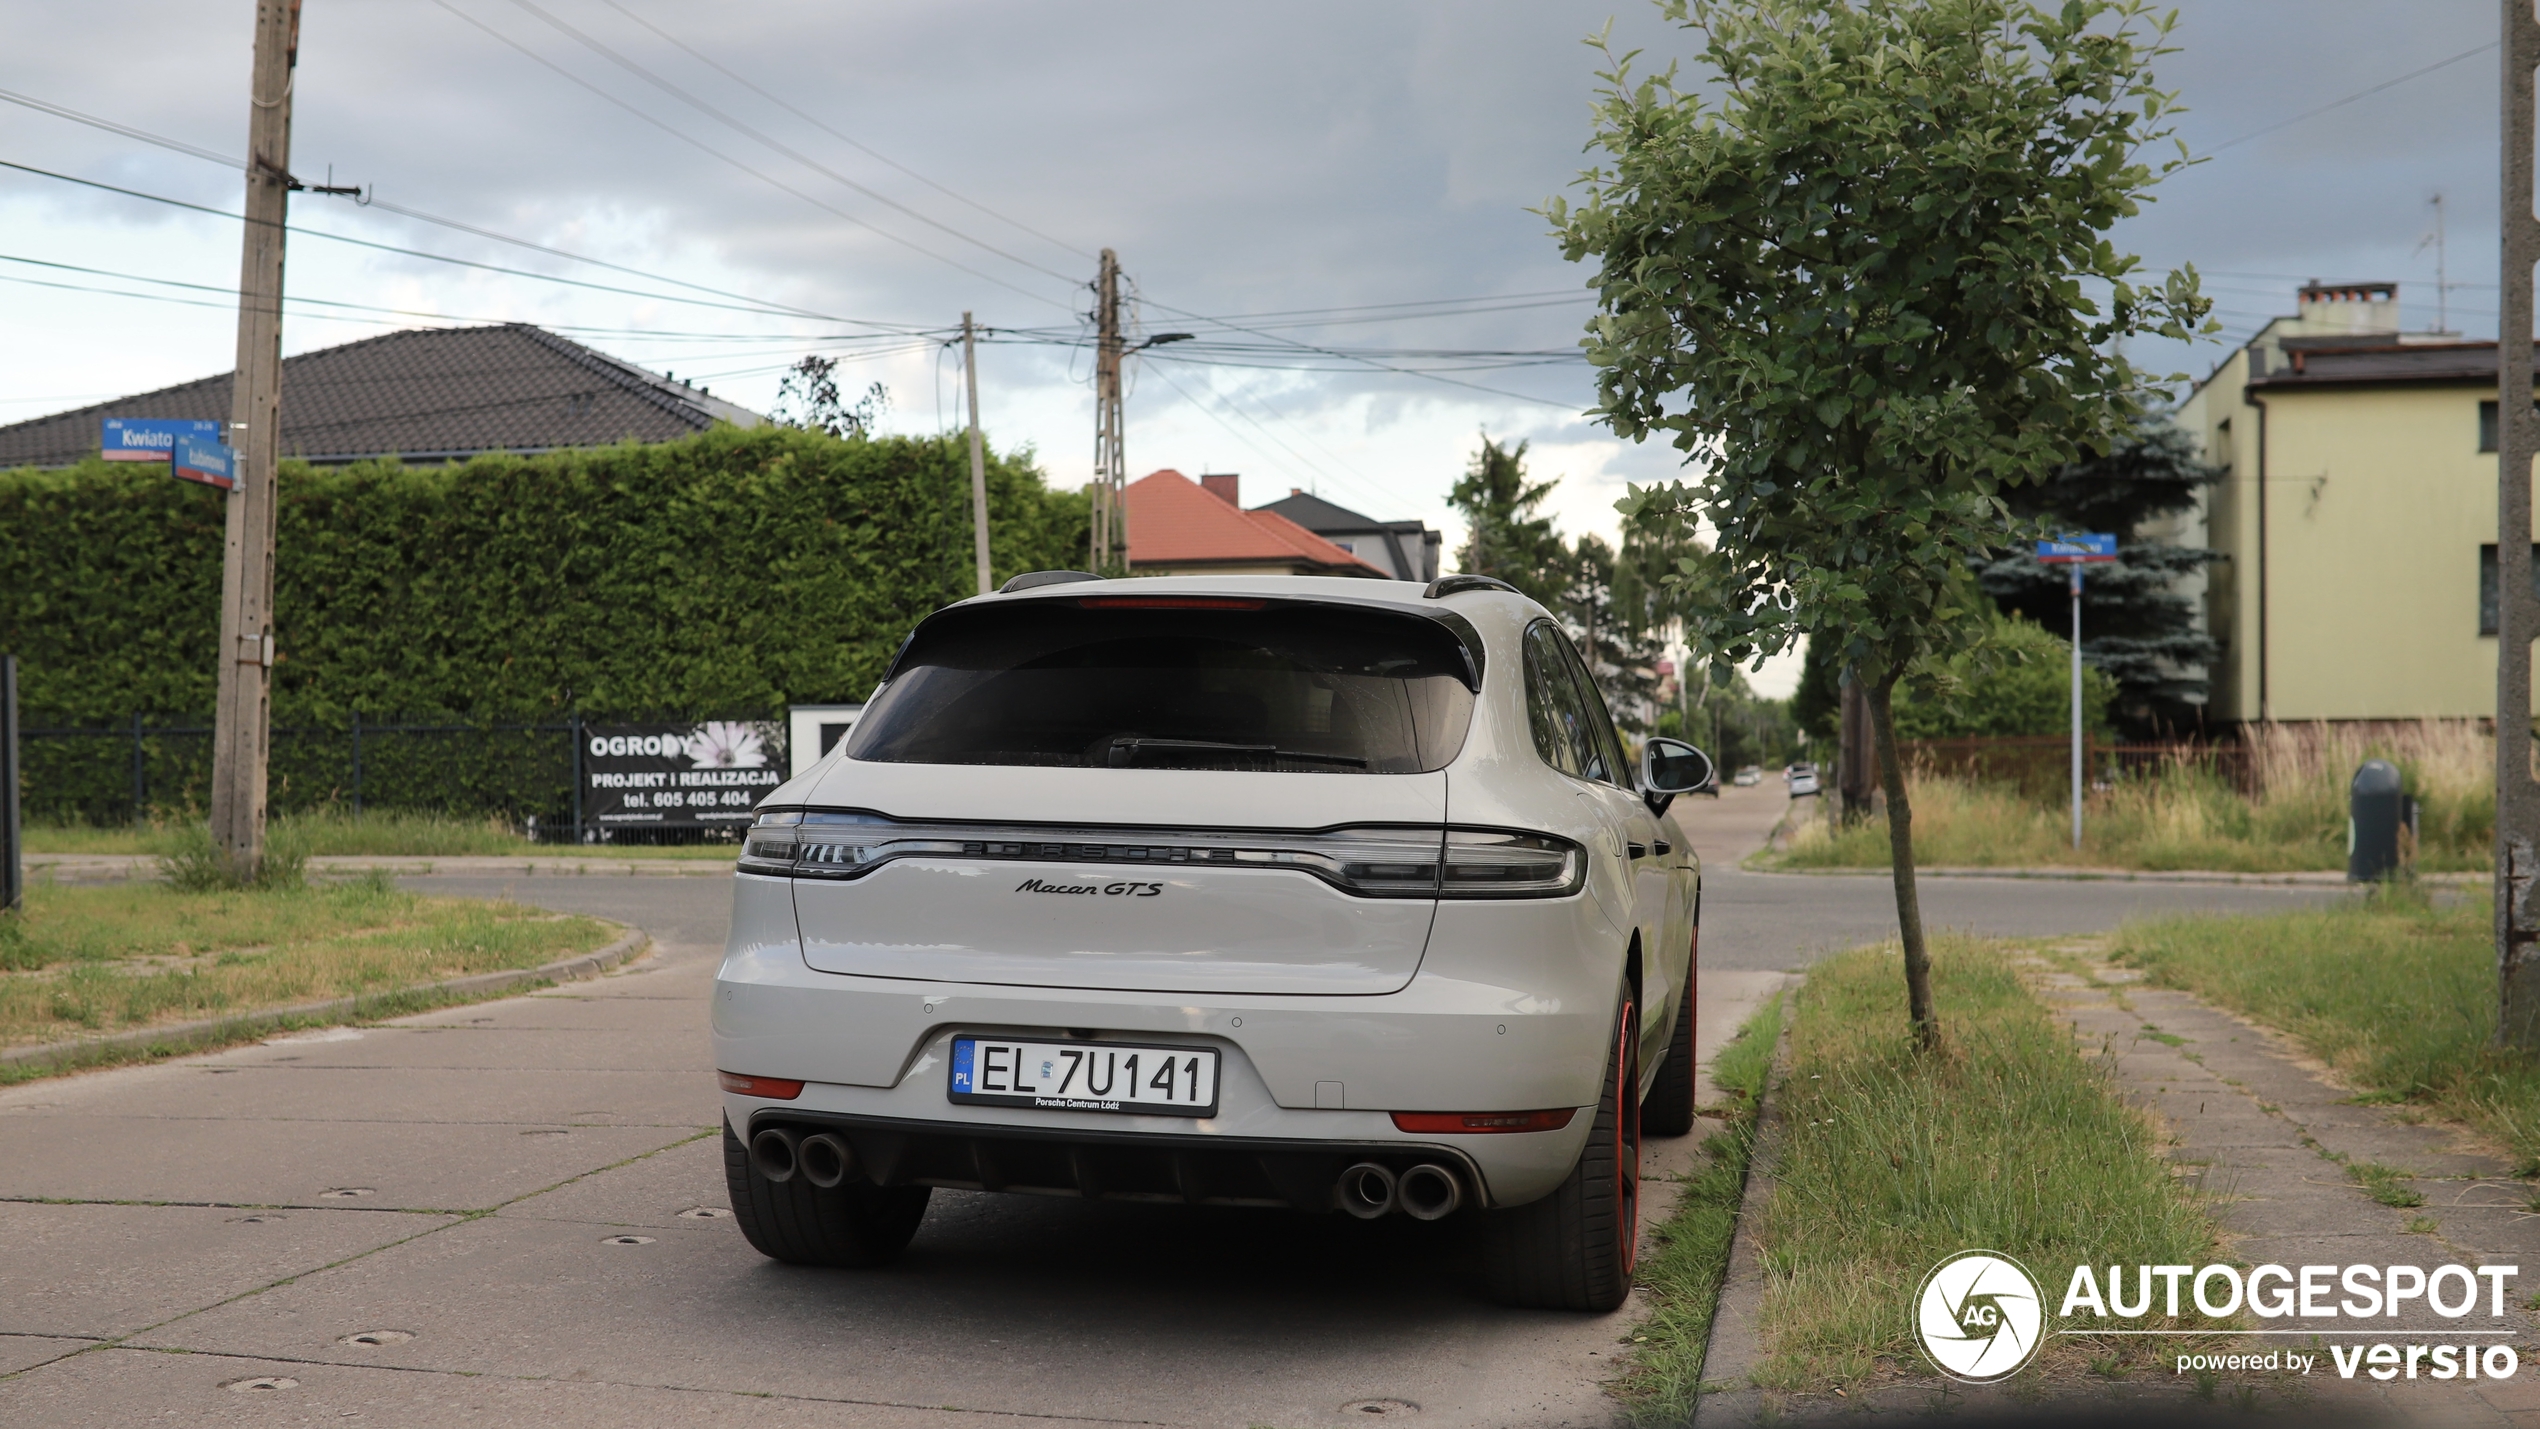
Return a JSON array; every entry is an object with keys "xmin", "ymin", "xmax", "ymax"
[{"xmin": 1106, "ymin": 738, "xmax": 1368, "ymax": 769}]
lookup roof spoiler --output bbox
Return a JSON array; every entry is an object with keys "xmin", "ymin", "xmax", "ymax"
[
  {"xmin": 998, "ymin": 570, "xmax": 1102, "ymax": 593},
  {"xmin": 1424, "ymin": 574, "xmax": 1517, "ymax": 599}
]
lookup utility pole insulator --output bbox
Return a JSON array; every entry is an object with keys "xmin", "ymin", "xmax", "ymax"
[
  {"xmin": 209, "ymin": 0, "xmax": 299, "ymax": 883},
  {"xmin": 963, "ymin": 313, "xmax": 992, "ymax": 597},
  {"xmin": 1091, "ymin": 250, "xmax": 1126, "ymax": 571}
]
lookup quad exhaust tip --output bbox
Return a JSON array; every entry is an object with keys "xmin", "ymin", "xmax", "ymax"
[
  {"xmin": 1339, "ymin": 1162, "xmax": 1398, "ymax": 1219},
  {"xmin": 1397, "ymin": 1163, "xmax": 1463, "ymax": 1221},
  {"xmin": 749, "ymin": 1127, "xmax": 800, "ymax": 1183},
  {"xmin": 797, "ymin": 1132, "xmax": 853, "ymax": 1189}
]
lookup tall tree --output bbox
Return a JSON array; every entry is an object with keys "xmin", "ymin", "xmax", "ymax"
[
  {"xmin": 1562, "ymin": 534, "xmax": 1669, "ymax": 730},
  {"xmin": 1974, "ymin": 412, "xmax": 2222, "ymax": 735},
  {"xmin": 773, "ymin": 356, "xmax": 890, "ymax": 439},
  {"xmin": 1550, "ymin": 0, "xmax": 2208, "ymax": 1044},
  {"xmin": 1449, "ymin": 436, "xmax": 1569, "ymax": 607}
]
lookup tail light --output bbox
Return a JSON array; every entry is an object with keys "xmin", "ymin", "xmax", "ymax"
[
  {"xmin": 740, "ymin": 811, "xmax": 1583, "ymax": 899},
  {"xmin": 1391, "ymin": 1109, "xmax": 1577, "ymax": 1133}
]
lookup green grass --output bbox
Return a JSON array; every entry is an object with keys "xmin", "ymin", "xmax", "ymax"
[
  {"xmin": 25, "ymin": 809, "xmax": 737, "ymax": 859},
  {"xmin": 0, "ymin": 873, "xmax": 618, "ymax": 1056},
  {"xmin": 1618, "ymin": 993, "xmax": 1782, "ymax": 1422},
  {"xmin": 1752, "ymin": 937, "xmax": 2220, "ymax": 1392},
  {"xmin": 2112, "ymin": 891, "xmax": 2540, "ymax": 1172},
  {"xmin": 1765, "ymin": 721, "xmax": 2493, "ymax": 874}
]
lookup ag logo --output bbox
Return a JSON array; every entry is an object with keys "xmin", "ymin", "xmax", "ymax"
[{"xmin": 1914, "ymin": 1251, "xmax": 2044, "ymax": 1383}]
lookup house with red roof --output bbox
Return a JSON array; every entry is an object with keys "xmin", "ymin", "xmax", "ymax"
[{"xmin": 1123, "ymin": 469, "xmax": 1391, "ymax": 579}]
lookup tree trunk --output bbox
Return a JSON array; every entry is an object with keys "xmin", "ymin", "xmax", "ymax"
[
  {"xmin": 1866, "ymin": 670, "xmax": 1938, "ymax": 1048},
  {"xmin": 1838, "ymin": 668, "xmax": 1878, "ymax": 823}
]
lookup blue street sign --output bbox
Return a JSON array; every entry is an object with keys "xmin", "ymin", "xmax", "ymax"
[
  {"xmin": 101, "ymin": 417, "xmax": 223, "ymax": 463},
  {"xmin": 2034, "ymin": 533, "xmax": 2118, "ymax": 564},
  {"xmin": 171, "ymin": 437, "xmax": 236, "ymax": 491}
]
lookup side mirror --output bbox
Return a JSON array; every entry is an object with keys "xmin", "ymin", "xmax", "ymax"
[{"xmin": 1640, "ymin": 737, "xmax": 1715, "ymax": 815}]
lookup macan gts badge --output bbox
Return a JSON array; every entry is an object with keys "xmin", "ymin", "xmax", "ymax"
[{"xmin": 711, "ymin": 571, "xmax": 1713, "ymax": 1311}]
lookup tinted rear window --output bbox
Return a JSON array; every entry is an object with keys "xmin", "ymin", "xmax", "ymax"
[{"xmin": 847, "ymin": 600, "xmax": 1478, "ymax": 773}]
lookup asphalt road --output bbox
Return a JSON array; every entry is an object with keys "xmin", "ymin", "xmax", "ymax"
[{"xmin": 0, "ymin": 789, "xmax": 2358, "ymax": 1427}]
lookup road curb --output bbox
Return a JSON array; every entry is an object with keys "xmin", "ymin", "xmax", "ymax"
[
  {"xmin": 26, "ymin": 853, "xmax": 733, "ymax": 882},
  {"xmin": 0, "ymin": 922, "xmax": 651, "ymax": 1070},
  {"xmin": 1691, "ymin": 1008, "xmax": 1795, "ymax": 1427}
]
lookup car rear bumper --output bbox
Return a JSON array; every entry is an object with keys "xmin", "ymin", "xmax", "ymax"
[{"xmin": 713, "ymin": 874, "xmax": 1627, "ymax": 1208}]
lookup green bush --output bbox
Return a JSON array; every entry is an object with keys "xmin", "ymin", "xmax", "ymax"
[
  {"xmin": 0, "ymin": 427, "xmax": 1088, "ymax": 820},
  {"xmin": 0, "ymin": 426, "xmax": 1086, "ymax": 722},
  {"xmin": 1889, "ymin": 612, "xmax": 2115, "ymax": 739}
]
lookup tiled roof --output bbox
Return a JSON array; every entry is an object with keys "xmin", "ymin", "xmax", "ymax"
[
  {"xmin": 1124, "ymin": 469, "xmax": 1388, "ymax": 577},
  {"xmin": 0, "ymin": 324, "xmax": 763, "ymax": 469}
]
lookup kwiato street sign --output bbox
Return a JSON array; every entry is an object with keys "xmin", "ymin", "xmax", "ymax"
[
  {"xmin": 101, "ymin": 417, "xmax": 223, "ymax": 463},
  {"xmin": 581, "ymin": 721, "xmax": 785, "ymax": 829}
]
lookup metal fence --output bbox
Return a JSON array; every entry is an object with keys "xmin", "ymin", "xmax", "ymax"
[{"xmin": 20, "ymin": 714, "xmax": 771, "ymax": 842}]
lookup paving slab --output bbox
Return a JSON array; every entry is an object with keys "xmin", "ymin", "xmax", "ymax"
[
  {"xmin": 0, "ymin": 1347, "xmax": 1132, "ymax": 1428},
  {"xmin": 0, "ymin": 1338, "xmax": 97, "ymax": 1378},
  {"xmin": 0, "ymin": 1201, "xmax": 461, "ymax": 1338},
  {"xmin": 496, "ymin": 1131, "xmax": 728, "ymax": 1229},
  {"xmin": 0, "ymin": 1110, "xmax": 695, "ymax": 1209}
]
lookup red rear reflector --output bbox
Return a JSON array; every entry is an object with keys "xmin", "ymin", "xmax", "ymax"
[
  {"xmin": 1078, "ymin": 596, "xmax": 1267, "ymax": 610},
  {"xmin": 718, "ymin": 1071, "xmax": 805, "ymax": 1100},
  {"xmin": 1389, "ymin": 1108, "xmax": 1577, "ymax": 1134}
]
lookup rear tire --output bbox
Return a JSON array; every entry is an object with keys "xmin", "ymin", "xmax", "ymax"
[
  {"xmin": 1642, "ymin": 975, "xmax": 1699, "ymax": 1138},
  {"xmin": 1482, "ymin": 997, "xmax": 1641, "ymax": 1311},
  {"xmin": 723, "ymin": 1120, "xmax": 931, "ymax": 1268}
]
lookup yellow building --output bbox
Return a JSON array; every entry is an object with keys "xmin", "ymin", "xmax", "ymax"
[{"xmin": 2176, "ymin": 282, "xmax": 2516, "ymax": 723}]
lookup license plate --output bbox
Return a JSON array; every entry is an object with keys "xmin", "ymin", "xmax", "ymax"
[{"xmin": 949, "ymin": 1037, "xmax": 1220, "ymax": 1117}]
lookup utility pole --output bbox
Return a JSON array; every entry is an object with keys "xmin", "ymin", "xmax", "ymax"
[
  {"xmin": 2069, "ymin": 564, "xmax": 2085, "ymax": 850},
  {"xmin": 2497, "ymin": 0, "xmax": 2540, "ymax": 1049},
  {"xmin": 210, "ymin": 0, "xmax": 299, "ymax": 883},
  {"xmin": 1090, "ymin": 249, "xmax": 1125, "ymax": 571},
  {"xmin": 962, "ymin": 312, "xmax": 991, "ymax": 596}
]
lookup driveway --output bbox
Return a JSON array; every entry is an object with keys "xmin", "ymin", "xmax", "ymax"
[{"xmin": 0, "ymin": 791, "xmax": 2353, "ymax": 1426}]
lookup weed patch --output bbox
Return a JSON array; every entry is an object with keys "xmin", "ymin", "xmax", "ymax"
[
  {"xmin": 1753, "ymin": 938, "xmax": 2219, "ymax": 1393},
  {"xmin": 1617, "ymin": 995, "xmax": 1782, "ymax": 1421}
]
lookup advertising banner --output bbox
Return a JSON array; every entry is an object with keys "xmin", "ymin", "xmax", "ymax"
[
  {"xmin": 581, "ymin": 720, "xmax": 784, "ymax": 828},
  {"xmin": 101, "ymin": 417, "xmax": 223, "ymax": 462}
]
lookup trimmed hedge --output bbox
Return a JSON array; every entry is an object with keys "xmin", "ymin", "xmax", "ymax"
[{"xmin": 1, "ymin": 425, "xmax": 1089, "ymax": 724}]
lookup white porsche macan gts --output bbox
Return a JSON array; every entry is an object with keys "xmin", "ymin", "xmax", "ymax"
[{"xmin": 712, "ymin": 571, "xmax": 1711, "ymax": 1311}]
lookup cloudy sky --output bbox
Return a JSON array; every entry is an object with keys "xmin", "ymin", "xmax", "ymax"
[{"xmin": 0, "ymin": 1, "xmax": 2506, "ymax": 696}]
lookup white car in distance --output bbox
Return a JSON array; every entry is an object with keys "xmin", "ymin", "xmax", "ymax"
[{"xmin": 712, "ymin": 572, "xmax": 1710, "ymax": 1310}]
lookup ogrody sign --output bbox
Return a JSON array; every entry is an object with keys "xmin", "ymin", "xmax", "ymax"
[{"xmin": 582, "ymin": 721, "xmax": 784, "ymax": 828}]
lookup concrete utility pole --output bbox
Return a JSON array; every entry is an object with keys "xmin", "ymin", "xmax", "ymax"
[
  {"xmin": 209, "ymin": 0, "xmax": 300, "ymax": 883},
  {"xmin": 1090, "ymin": 249, "xmax": 1126, "ymax": 570},
  {"xmin": 963, "ymin": 312, "xmax": 991, "ymax": 596},
  {"xmin": 2501, "ymin": 0, "xmax": 2540, "ymax": 1048},
  {"xmin": 2069, "ymin": 565, "xmax": 2085, "ymax": 850}
]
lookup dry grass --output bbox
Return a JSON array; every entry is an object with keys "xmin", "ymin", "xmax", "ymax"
[
  {"xmin": 1773, "ymin": 720, "xmax": 2493, "ymax": 873},
  {"xmin": 26, "ymin": 809, "xmax": 739, "ymax": 860},
  {"xmin": 0, "ymin": 873, "xmax": 617, "ymax": 1050}
]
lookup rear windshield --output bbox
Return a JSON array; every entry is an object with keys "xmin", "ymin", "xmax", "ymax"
[{"xmin": 847, "ymin": 599, "xmax": 1478, "ymax": 774}]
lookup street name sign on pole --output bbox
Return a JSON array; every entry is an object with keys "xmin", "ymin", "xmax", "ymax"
[
  {"xmin": 100, "ymin": 418, "xmax": 223, "ymax": 463},
  {"xmin": 173, "ymin": 437, "xmax": 237, "ymax": 491},
  {"xmin": 2037, "ymin": 534, "xmax": 2118, "ymax": 850},
  {"xmin": 209, "ymin": 0, "xmax": 299, "ymax": 884}
]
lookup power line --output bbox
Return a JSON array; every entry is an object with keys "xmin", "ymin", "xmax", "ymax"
[
  {"xmin": 0, "ymin": 156, "xmax": 928, "ymax": 327},
  {"xmin": 502, "ymin": 0, "xmax": 1082, "ymax": 286},
  {"xmin": 0, "ymin": 86, "xmax": 906, "ymax": 326},
  {"xmin": 431, "ymin": 0, "xmax": 1074, "ymax": 311},
  {"xmin": 596, "ymin": 0, "xmax": 1095, "ymax": 266},
  {"xmin": 2204, "ymin": 40, "xmax": 2498, "ymax": 156}
]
